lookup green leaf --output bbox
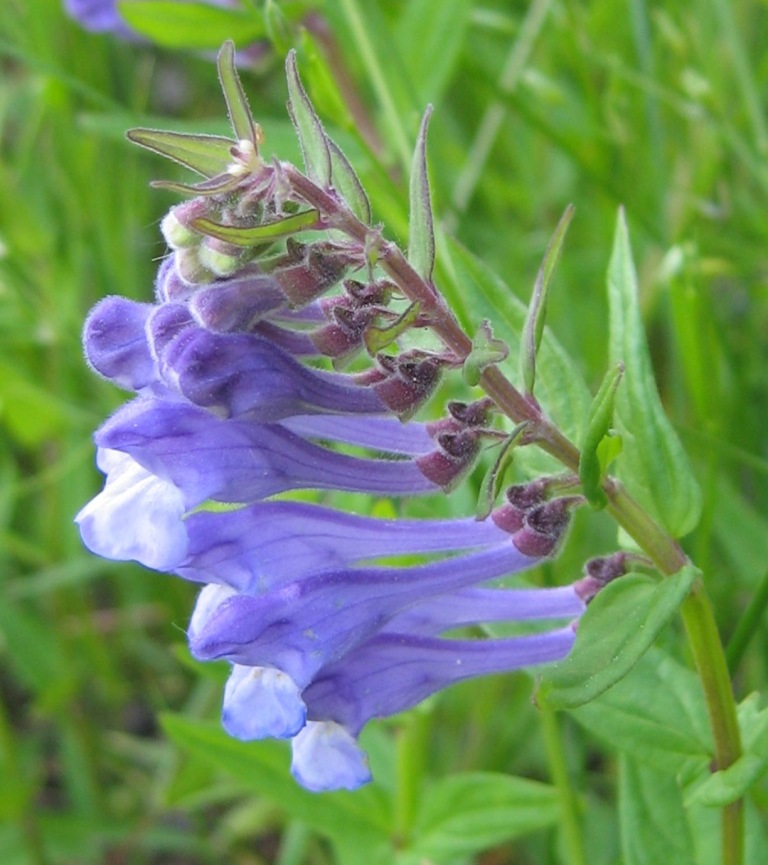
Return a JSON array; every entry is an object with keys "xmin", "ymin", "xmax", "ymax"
[
  {"xmin": 118, "ymin": 2, "xmax": 265, "ymax": 50},
  {"xmin": 285, "ymin": 50, "xmax": 332, "ymax": 185},
  {"xmin": 126, "ymin": 129, "xmax": 235, "ymax": 178},
  {"xmin": 619, "ymin": 756, "xmax": 697, "ymax": 865},
  {"xmin": 395, "ymin": 0, "xmax": 475, "ymax": 106},
  {"xmin": 217, "ymin": 41, "xmax": 260, "ymax": 146},
  {"xmin": 408, "ymin": 772, "xmax": 559, "ymax": 860},
  {"xmin": 686, "ymin": 693, "xmax": 768, "ymax": 807},
  {"xmin": 408, "ymin": 107, "xmax": 436, "ymax": 282},
  {"xmin": 161, "ymin": 714, "xmax": 392, "ymax": 851},
  {"xmin": 191, "ymin": 210, "xmax": 318, "ymax": 246},
  {"xmin": 520, "ymin": 204, "xmax": 574, "ymax": 395},
  {"xmin": 607, "ymin": 210, "xmax": 702, "ymax": 536},
  {"xmin": 578, "ymin": 361, "xmax": 624, "ymax": 508},
  {"xmin": 462, "ymin": 320, "xmax": 510, "ymax": 387},
  {"xmin": 536, "ymin": 566, "xmax": 697, "ymax": 709},
  {"xmin": 569, "ymin": 649, "xmax": 712, "ymax": 776}
]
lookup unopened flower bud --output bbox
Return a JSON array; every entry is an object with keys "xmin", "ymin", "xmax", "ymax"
[
  {"xmin": 198, "ymin": 237, "xmax": 244, "ymax": 278},
  {"xmin": 160, "ymin": 199, "xmax": 210, "ymax": 250},
  {"xmin": 175, "ymin": 247, "xmax": 216, "ymax": 285}
]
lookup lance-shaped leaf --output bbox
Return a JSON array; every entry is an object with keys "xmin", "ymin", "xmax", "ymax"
[
  {"xmin": 364, "ymin": 301, "xmax": 421, "ymax": 354},
  {"xmin": 520, "ymin": 204, "xmax": 574, "ymax": 395},
  {"xmin": 579, "ymin": 362, "xmax": 624, "ymax": 509},
  {"xmin": 476, "ymin": 424, "xmax": 528, "ymax": 520},
  {"xmin": 126, "ymin": 129, "xmax": 235, "ymax": 178},
  {"xmin": 328, "ymin": 138, "xmax": 372, "ymax": 224},
  {"xmin": 608, "ymin": 210, "xmax": 702, "ymax": 537},
  {"xmin": 191, "ymin": 210, "xmax": 318, "ymax": 247},
  {"xmin": 408, "ymin": 107, "xmax": 436, "ymax": 282},
  {"xmin": 218, "ymin": 41, "xmax": 261, "ymax": 147},
  {"xmin": 285, "ymin": 50, "xmax": 332, "ymax": 186},
  {"xmin": 463, "ymin": 321, "xmax": 509, "ymax": 387}
]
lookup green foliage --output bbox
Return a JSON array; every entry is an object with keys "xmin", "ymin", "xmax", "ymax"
[
  {"xmin": 118, "ymin": 0, "xmax": 267, "ymax": 49},
  {"xmin": 537, "ymin": 567, "xmax": 698, "ymax": 709},
  {"xmin": 607, "ymin": 209, "xmax": 703, "ymax": 538}
]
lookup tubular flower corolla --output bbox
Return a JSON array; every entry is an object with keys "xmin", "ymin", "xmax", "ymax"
[{"xmin": 76, "ymin": 49, "xmax": 600, "ymax": 793}]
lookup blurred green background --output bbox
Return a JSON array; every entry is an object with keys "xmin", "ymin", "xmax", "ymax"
[{"xmin": 1, "ymin": 0, "xmax": 767, "ymax": 862}]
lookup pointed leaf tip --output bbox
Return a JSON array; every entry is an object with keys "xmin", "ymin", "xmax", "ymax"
[
  {"xmin": 408, "ymin": 106, "xmax": 436, "ymax": 282},
  {"xmin": 218, "ymin": 40, "xmax": 259, "ymax": 146},
  {"xmin": 607, "ymin": 210, "xmax": 702, "ymax": 536},
  {"xmin": 285, "ymin": 50, "xmax": 332, "ymax": 185}
]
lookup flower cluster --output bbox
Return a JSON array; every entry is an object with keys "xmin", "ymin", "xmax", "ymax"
[{"xmin": 76, "ymin": 45, "xmax": 607, "ymax": 791}]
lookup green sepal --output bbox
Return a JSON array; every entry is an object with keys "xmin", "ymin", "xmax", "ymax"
[
  {"xmin": 578, "ymin": 361, "xmax": 624, "ymax": 509},
  {"xmin": 520, "ymin": 204, "xmax": 574, "ymax": 395},
  {"xmin": 463, "ymin": 321, "xmax": 509, "ymax": 387},
  {"xmin": 476, "ymin": 424, "xmax": 528, "ymax": 520},
  {"xmin": 608, "ymin": 210, "xmax": 702, "ymax": 537},
  {"xmin": 285, "ymin": 50, "xmax": 332, "ymax": 185},
  {"xmin": 126, "ymin": 129, "xmax": 235, "ymax": 178},
  {"xmin": 117, "ymin": 1, "xmax": 265, "ymax": 50},
  {"xmin": 408, "ymin": 107, "xmax": 436, "ymax": 282},
  {"xmin": 150, "ymin": 172, "xmax": 244, "ymax": 197},
  {"xmin": 218, "ymin": 41, "xmax": 261, "ymax": 146},
  {"xmin": 536, "ymin": 565, "xmax": 697, "ymax": 709},
  {"xmin": 328, "ymin": 138, "xmax": 372, "ymax": 225},
  {"xmin": 190, "ymin": 209, "xmax": 318, "ymax": 246},
  {"xmin": 363, "ymin": 301, "xmax": 421, "ymax": 354}
]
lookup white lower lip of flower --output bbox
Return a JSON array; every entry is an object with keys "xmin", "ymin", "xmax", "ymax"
[
  {"xmin": 290, "ymin": 720, "xmax": 371, "ymax": 792},
  {"xmin": 75, "ymin": 449, "xmax": 188, "ymax": 570}
]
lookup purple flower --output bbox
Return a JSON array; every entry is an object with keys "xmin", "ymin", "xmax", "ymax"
[
  {"xmin": 77, "ymin": 61, "xmax": 590, "ymax": 794},
  {"xmin": 65, "ymin": 0, "xmax": 135, "ymax": 37},
  {"xmin": 187, "ymin": 544, "xmax": 546, "ymax": 685},
  {"xmin": 293, "ymin": 626, "xmax": 576, "ymax": 791}
]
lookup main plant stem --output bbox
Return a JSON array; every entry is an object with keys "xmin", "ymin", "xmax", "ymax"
[{"xmin": 286, "ymin": 166, "xmax": 744, "ymax": 865}]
